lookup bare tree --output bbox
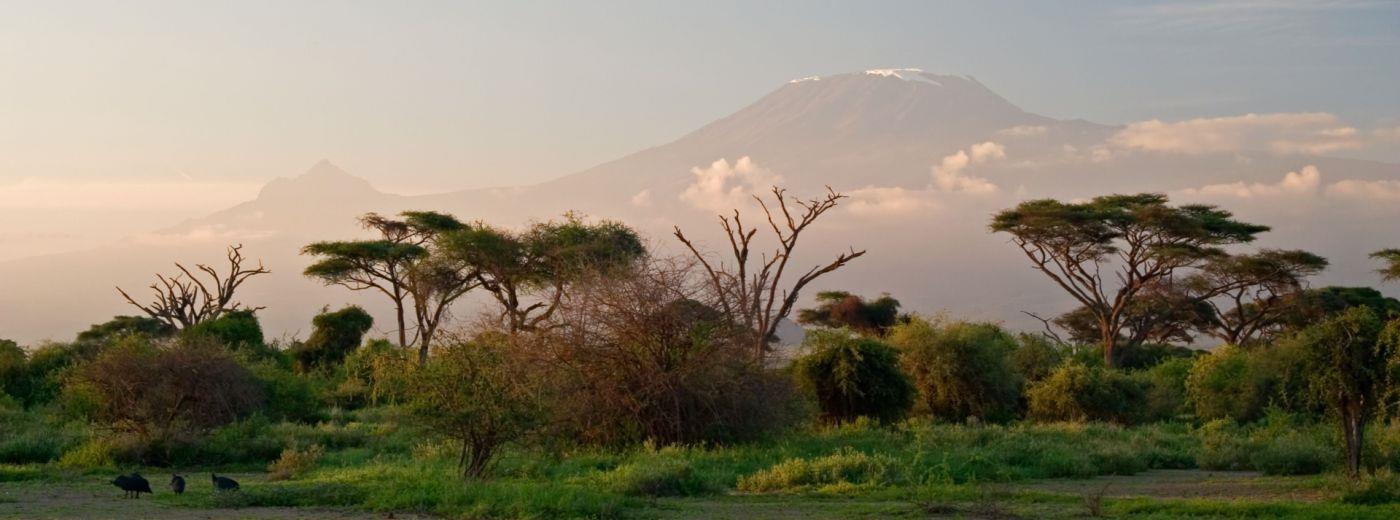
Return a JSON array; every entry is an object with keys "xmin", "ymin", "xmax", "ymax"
[
  {"xmin": 117, "ymin": 245, "xmax": 270, "ymax": 329},
  {"xmin": 674, "ymin": 186, "xmax": 865, "ymax": 359}
]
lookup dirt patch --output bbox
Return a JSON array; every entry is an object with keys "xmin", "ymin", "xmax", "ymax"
[
  {"xmin": 1016, "ymin": 469, "xmax": 1331, "ymax": 503},
  {"xmin": 0, "ymin": 480, "xmax": 429, "ymax": 520}
]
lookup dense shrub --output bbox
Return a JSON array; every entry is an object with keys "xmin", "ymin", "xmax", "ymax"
[
  {"xmin": 245, "ymin": 359, "xmax": 323, "ymax": 423},
  {"xmin": 342, "ymin": 339, "xmax": 415, "ymax": 406},
  {"xmin": 526, "ymin": 262, "xmax": 805, "ymax": 446},
  {"xmin": 1026, "ymin": 363, "xmax": 1144, "ymax": 424},
  {"xmin": 1138, "ymin": 357, "xmax": 1192, "ymax": 422},
  {"xmin": 888, "ymin": 318, "xmax": 1021, "ymax": 423},
  {"xmin": 72, "ymin": 336, "xmax": 263, "ymax": 463},
  {"xmin": 1194, "ymin": 412, "xmax": 1335, "ymax": 475},
  {"xmin": 1116, "ymin": 343, "xmax": 1196, "ymax": 370},
  {"xmin": 409, "ymin": 340, "xmax": 545, "ymax": 478},
  {"xmin": 75, "ymin": 316, "xmax": 174, "ymax": 344},
  {"xmin": 1251, "ymin": 432, "xmax": 1331, "ymax": 475},
  {"xmin": 1186, "ymin": 344, "xmax": 1309, "ymax": 422},
  {"xmin": 12, "ymin": 341, "xmax": 105, "ymax": 407},
  {"xmin": 292, "ymin": 306, "xmax": 374, "ymax": 372},
  {"xmin": 0, "ymin": 339, "xmax": 24, "ymax": 399},
  {"xmin": 268, "ymin": 444, "xmax": 325, "ymax": 481},
  {"xmin": 795, "ymin": 330, "xmax": 914, "ymax": 424},
  {"xmin": 1009, "ymin": 334, "xmax": 1065, "ymax": 384},
  {"xmin": 187, "ymin": 309, "xmax": 278, "ymax": 359},
  {"xmin": 57, "ymin": 437, "xmax": 116, "ymax": 469}
]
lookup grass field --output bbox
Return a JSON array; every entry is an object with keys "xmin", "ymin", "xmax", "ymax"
[{"xmin": 5, "ymin": 411, "xmax": 1400, "ymax": 519}]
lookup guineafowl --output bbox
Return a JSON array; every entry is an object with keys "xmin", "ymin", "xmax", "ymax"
[
  {"xmin": 211, "ymin": 473, "xmax": 240, "ymax": 491},
  {"xmin": 111, "ymin": 473, "xmax": 152, "ymax": 498},
  {"xmin": 170, "ymin": 474, "xmax": 186, "ymax": 494}
]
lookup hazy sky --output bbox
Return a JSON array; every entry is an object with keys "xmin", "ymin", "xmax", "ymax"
[{"xmin": 1, "ymin": 0, "xmax": 1398, "ymax": 198}]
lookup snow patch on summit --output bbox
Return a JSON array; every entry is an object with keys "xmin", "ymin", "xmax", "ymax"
[
  {"xmin": 789, "ymin": 76, "xmax": 821, "ymax": 83},
  {"xmin": 865, "ymin": 68, "xmax": 942, "ymax": 86}
]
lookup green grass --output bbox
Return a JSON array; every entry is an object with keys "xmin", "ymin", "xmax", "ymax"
[{"xmin": 12, "ymin": 409, "xmax": 1400, "ymax": 519}]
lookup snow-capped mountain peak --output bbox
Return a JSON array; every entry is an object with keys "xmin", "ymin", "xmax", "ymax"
[{"xmin": 865, "ymin": 68, "xmax": 942, "ymax": 86}]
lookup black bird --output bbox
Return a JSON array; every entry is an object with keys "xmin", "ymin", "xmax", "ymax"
[
  {"xmin": 211, "ymin": 473, "xmax": 239, "ymax": 491},
  {"xmin": 111, "ymin": 473, "xmax": 152, "ymax": 498},
  {"xmin": 170, "ymin": 474, "xmax": 186, "ymax": 494}
]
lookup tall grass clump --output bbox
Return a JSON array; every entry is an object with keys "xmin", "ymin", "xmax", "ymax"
[{"xmin": 738, "ymin": 448, "xmax": 900, "ymax": 493}]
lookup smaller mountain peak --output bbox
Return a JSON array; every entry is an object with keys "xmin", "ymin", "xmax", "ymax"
[
  {"xmin": 257, "ymin": 160, "xmax": 381, "ymax": 201},
  {"xmin": 301, "ymin": 159, "xmax": 349, "ymax": 179}
]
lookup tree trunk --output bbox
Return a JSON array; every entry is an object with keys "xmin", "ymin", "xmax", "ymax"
[
  {"xmin": 417, "ymin": 325, "xmax": 435, "ymax": 366},
  {"xmin": 1343, "ymin": 404, "xmax": 1365, "ymax": 480},
  {"xmin": 394, "ymin": 300, "xmax": 408, "ymax": 349},
  {"xmin": 1100, "ymin": 322, "xmax": 1118, "ymax": 368}
]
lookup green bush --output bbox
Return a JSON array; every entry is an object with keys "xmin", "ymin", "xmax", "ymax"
[
  {"xmin": 0, "ymin": 339, "xmax": 25, "ymax": 400},
  {"xmin": 794, "ymin": 330, "xmax": 914, "ymax": 424},
  {"xmin": 1342, "ymin": 473, "xmax": 1400, "ymax": 505},
  {"xmin": 292, "ymin": 306, "xmax": 374, "ymax": 373},
  {"xmin": 1250, "ymin": 432, "xmax": 1331, "ymax": 475},
  {"xmin": 188, "ymin": 310, "xmax": 279, "ymax": 360},
  {"xmin": 13, "ymin": 341, "xmax": 105, "ymax": 407},
  {"xmin": 268, "ymin": 444, "xmax": 325, "ymax": 481},
  {"xmin": 1138, "ymin": 357, "xmax": 1193, "ymax": 422},
  {"xmin": 0, "ymin": 405, "xmax": 83, "ymax": 464},
  {"xmin": 599, "ymin": 457, "xmax": 710, "ymax": 497},
  {"xmin": 888, "ymin": 318, "xmax": 1021, "ymax": 423},
  {"xmin": 57, "ymin": 437, "xmax": 116, "ymax": 469},
  {"xmin": 1186, "ymin": 344, "xmax": 1310, "ymax": 423},
  {"xmin": 75, "ymin": 316, "xmax": 174, "ymax": 344},
  {"xmin": 1194, "ymin": 419, "xmax": 1253, "ymax": 470},
  {"xmin": 1026, "ymin": 363, "xmax": 1144, "ymax": 424},
  {"xmin": 343, "ymin": 340, "xmax": 415, "ymax": 406},
  {"xmin": 1186, "ymin": 346, "xmax": 1257, "ymax": 422},
  {"xmin": 1009, "ymin": 334, "xmax": 1065, "ymax": 384},
  {"xmin": 737, "ymin": 448, "xmax": 899, "ymax": 493},
  {"xmin": 245, "ymin": 360, "xmax": 323, "ymax": 423}
]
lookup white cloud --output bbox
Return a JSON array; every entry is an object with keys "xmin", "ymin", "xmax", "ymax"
[
  {"xmin": 679, "ymin": 157, "xmax": 783, "ymax": 213},
  {"xmin": 845, "ymin": 186, "xmax": 936, "ymax": 217},
  {"xmin": 133, "ymin": 224, "xmax": 276, "ymax": 246},
  {"xmin": 996, "ymin": 125, "xmax": 1048, "ymax": 137},
  {"xmin": 931, "ymin": 142, "xmax": 1002, "ymax": 194},
  {"xmin": 630, "ymin": 189, "xmax": 653, "ymax": 207},
  {"xmin": 0, "ymin": 178, "xmax": 261, "ymax": 211},
  {"xmin": 1108, "ymin": 113, "xmax": 1364, "ymax": 155},
  {"xmin": 1325, "ymin": 179, "xmax": 1400, "ymax": 201},
  {"xmin": 1180, "ymin": 165, "xmax": 1321, "ymax": 198}
]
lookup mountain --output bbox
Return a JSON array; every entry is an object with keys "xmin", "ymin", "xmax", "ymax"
[{"xmin": 3, "ymin": 69, "xmax": 1398, "ymax": 345}]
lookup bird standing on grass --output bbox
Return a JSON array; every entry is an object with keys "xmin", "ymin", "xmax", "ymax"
[
  {"xmin": 212, "ymin": 473, "xmax": 240, "ymax": 491},
  {"xmin": 111, "ymin": 473, "xmax": 152, "ymax": 498},
  {"xmin": 170, "ymin": 474, "xmax": 186, "ymax": 494}
]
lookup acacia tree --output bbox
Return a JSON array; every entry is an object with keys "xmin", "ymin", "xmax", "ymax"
[
  {"xmin": 990, "ymin": 194, "xmax": 1268, "ymax": 367},
  {"xmin": 303, "ymin": 211, "xmax": 474, "ymax": 361},
  {"xmin": 1374, "ymin": 249, "xmax": 1400, "ymax": 282},
  {"xmin": 1292, "ymin": 307, "xmax": 1400, "ymax": 479},
  {"xmin": 117, "ymin": 244, "xmax": 270, "ymax": 329},
  {"xmin": 675, "ymin": 186, "xmax": 865, "ymax": 359},
  {"xmin": 439, "ymin": 215, "xmax": 645, "ymax": 333},
  {"xmin": 1050, "ymin": 281, "xmax": 1211, "ymax": 348},
  {"xmin": 1188, "ymin": 249, "xmax": 1328, "ymax": 345},
  {"xmin": 797, "ymin": 291, "xmax": 903, "ymax": 336}
]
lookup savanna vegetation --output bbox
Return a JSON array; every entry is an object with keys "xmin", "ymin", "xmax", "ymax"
[{"xmin": 6, "ymin": 188, "xmax": 1400, "ymax": 519}]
